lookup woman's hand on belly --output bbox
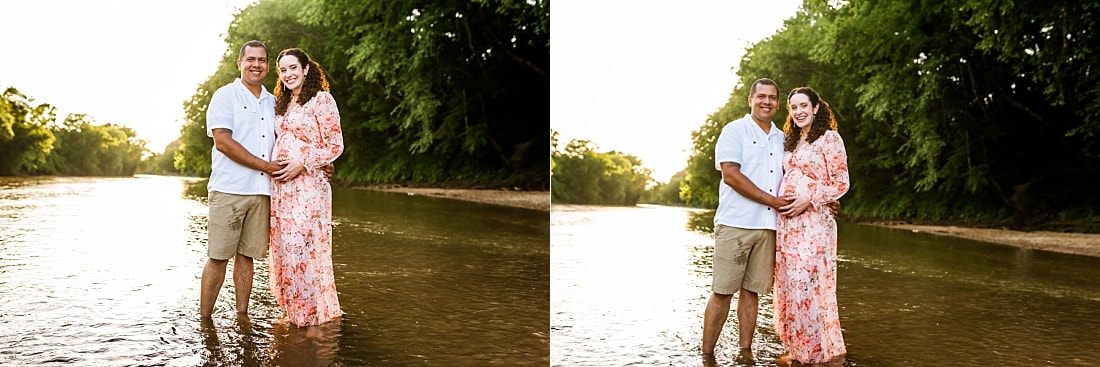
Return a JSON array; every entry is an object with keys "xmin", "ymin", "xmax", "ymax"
[
  {"xmin": 779, "ymin": 195, "xmax": 813, "ymax": 217},
  {"xmin": 272, "ymin": 159, "xmax": 307, "ymax": 182}
]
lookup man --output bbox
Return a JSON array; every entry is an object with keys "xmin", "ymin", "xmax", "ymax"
[
  {"xmin": 702, "ymin": 78, "xmax": 790, "ymax": 363},
  {"xmin": 199, "ymin": 40, "xmax": 285, "ymax": 318}
]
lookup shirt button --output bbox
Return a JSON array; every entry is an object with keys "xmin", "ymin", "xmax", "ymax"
[
  {"xmin": 244, "ymin": 106, "xmax": 247, "ymax": 109},
  {"xmin": 262, "ymin": 135, "xmax": 266, "ymax": 138}
]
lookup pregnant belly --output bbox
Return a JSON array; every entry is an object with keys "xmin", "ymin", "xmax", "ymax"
[
  {"xmin": 780, "ymin": 173, "xmax": 809, "ymax": 198},
  {"xmin": 274, "ymin": 136, "xmax": 307, "ymax": 162}
]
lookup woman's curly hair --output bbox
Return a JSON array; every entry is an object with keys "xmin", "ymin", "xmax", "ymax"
[
  {"xmin": 783, "ymin": 87, "xmax": 838, "ymax": 152},
  {"xmin": 274, "ymin": 48, "xmax": 330, "ymax": 116}
]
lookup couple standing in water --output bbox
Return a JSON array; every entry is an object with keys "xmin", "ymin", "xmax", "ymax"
[
  {"xmin": 703, "ymin": 78, "xmax": 850, "ymax": 366},
  {"xmin": 199, "ymin": 40, "xmax": 345, "ymax": 332}
]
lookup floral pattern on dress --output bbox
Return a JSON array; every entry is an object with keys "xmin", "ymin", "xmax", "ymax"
[
  {"xmin": 269, "ymin": 91, "xmax": 344, "ymax": 327},
  {"xmin": 774, "ymin": 130, "xmax": 850, "ymax": 364}
]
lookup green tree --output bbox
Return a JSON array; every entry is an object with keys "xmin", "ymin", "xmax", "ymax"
[
  {"xmin": 44, "ymin": 114, "xmax": 146, "ymax": 176},
  {"xmin": 141, "ymin": 140, "xmax": 182, "ymax": 175},
  {"xmin": 0, "ymin": 87, "xmax": 55, "ymax": 175},
  {"xmin": 683, "ymin": 0, "xmax": 1100, "ymax": 228},
  {"xmin": 174, "ymin": 0, "xmax": 549, "ymax": 189},
  {"xmin": 642, "ymin": 169, "xmax": 688, "ymax": 206},
  {"xmin": 550, "ymin": 137, "xmax": 651, "ymax": 206},
  {"xmin": 304, "ymin": 0, "xmax": 549, "ymax": 187}
]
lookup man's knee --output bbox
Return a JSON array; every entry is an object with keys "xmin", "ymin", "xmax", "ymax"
[
  {"xmin": 234, "ymin": 253, "xmax": 254, "ymax": 263},
  {"xmin": 710, "ymin": 292, "xmax": 734, "ymax": 304}
]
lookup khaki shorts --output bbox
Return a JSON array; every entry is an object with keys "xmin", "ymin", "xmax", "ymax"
[
  {"xmin": 207, "ymin": 191, "xmax": 269, "ymax": 260},
  {"xmin": 712, "ymin": 225, "xmax": 775, "ymax": 295}
]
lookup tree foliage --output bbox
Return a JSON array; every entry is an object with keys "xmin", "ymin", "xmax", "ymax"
[
  {"xmin": 551, "ymin": 132, "xmax": 652, "ymax": 206},
  {"xmin": 0, "ymin": 86, "xmax": 146, "ymax": 177},
  {"xmin": 641, "ymin": 169, "xmax": 688, "ymax": 206},
  {"xmin": 0, "ymin": 87, "xmax": 55, "ymax": 175},
  {"xmin": 140, "ymin": 140, "xmax": 182, "ymax": 175},
  {"xmin": 682, "ymin": 0, "xmax": 1100, "ymax": 228},
  {"xmin": 173, "ymin": 0, "xmax": 549, "ymax": 188},
  {"xmin": 43, "ymin": 114, "xmax": 146, "ymax": 176}
]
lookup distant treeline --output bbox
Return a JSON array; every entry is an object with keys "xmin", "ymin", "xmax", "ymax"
[
  {"xmin": 0, "ymin": 87, "xmax": 146, "ymax": 176},
  {"xmin": 169, "ymin": 0, "xmax": 548, "ymax": 189},
  {"xmin": 549, "ymin": 130, "xmax": 689, "ymax": 207},
  {"xmin": 678, "ymin": 0, "xmax": 1100, "ymax": 230},
  {"xmin": 550, "ymin": 132, "xmax": 651, "ymax": 206}
]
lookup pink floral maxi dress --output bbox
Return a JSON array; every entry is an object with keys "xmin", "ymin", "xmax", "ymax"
[
  {"xmin": 774, "ymin": 130, "xmax": 850, "ymax": 363},
  {"xmin": 269, "ymin": 91, "xmax": 344, "ymax": 326}
]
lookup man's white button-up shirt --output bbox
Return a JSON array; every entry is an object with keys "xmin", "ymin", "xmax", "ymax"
[
  {"xmin": 206, "ymin": 78, "xmax": 277, "ymax": 196},
  {"xmin": 713, "ymin": 113, "xmax": 786, "ymax": 230}
]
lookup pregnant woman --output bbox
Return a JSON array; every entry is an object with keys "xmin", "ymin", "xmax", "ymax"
[
  {"xmin": 268, "ymin": 47, "xmax": 345, "ymax": 332},
  {"xmin": 774, "ymin": 87, "xmax": 850, "ymax": 366}
]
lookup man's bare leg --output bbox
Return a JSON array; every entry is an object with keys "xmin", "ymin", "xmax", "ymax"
[
  {"xmin": 233, "ymin": 253, "xmax": 254, "ymax": 314},
  {"xmin": 200, "ymin": 258, "xmax": 229, "ymax": 317},
  {"xmin": 737, "ymin": 288, "xmax": 760, "ymax": 349},
  {"xmin": 702, "ymin": 292, "xmax": 733, "ymax": 355}
]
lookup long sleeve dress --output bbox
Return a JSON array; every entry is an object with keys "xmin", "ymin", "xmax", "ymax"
[
  {"xmin": 774, "ymin": 129, "xmax": 850, "ymax": 364},
  {"xmin": 269, "ymin": 91, "xmax": 344, "ymax": 327}
]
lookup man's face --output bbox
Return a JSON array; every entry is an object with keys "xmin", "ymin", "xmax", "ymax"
[
  {"xmin": 237, "ymin": 46, "xmax": 269, "ymax": 87},
  {"xmin": 748, "ymin": 84, "xmax": 779, "ymax": 123}
]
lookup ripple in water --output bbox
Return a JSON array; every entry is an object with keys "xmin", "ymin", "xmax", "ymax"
[
  {"xmin": 551, "ymin": 204, "xmax": 1100, "ymax": 366},
  {"xmin": 0, "ymin": 176, "xmax": 550, "ymax": 365}
]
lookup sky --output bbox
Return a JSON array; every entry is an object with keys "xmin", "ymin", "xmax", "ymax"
[
  {"xmin": 1, "ymin": 0, "xmax": 257, "ymax": 152},
  {"xmin": 551, "ymin": 0, "xmax": 804, "ymax": 182}
]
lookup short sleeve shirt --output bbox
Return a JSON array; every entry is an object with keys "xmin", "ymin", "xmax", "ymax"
[
  {"xmin": 713, "ymin": 113, "xmax": 785, "ymax": 230},
  {"xmin": 206, "ymin": 78, "xmax": 277, "ymax": 196}
]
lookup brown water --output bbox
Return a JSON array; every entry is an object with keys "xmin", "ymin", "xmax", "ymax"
[
  {"xmin": 550, "ymin": 204, "xmax": 1100, "ymax": 366},
  {"xmin": 0, "ymin": 175, "xmax": 549, "ymax": 366}
]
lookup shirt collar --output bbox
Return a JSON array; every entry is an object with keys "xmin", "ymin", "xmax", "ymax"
[
  {"xmin": 233, "ymin": 78, "xmax": 274, "ymax": 101},
  {"xmin": 743, "ymin": 113, "xmax": 782, "ymax": 137}
]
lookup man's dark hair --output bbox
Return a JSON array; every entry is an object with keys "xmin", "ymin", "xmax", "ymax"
[
  {"xmin": 238, "ymin": 40, "xmax": 268, "ymax": 61},
  {"xmin": 749, "ymin": 78, "xmax": 779, "ymax": 96}
]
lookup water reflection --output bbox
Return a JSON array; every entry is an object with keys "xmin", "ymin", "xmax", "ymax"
[
  {"xmin": 686, "ymin": 209, "xmax": 715, "ymax": 234},
  {"xmin": 266, "ymin": 319, "xmax": 342, "ymax": 366},
  {"xmin": 551, "ymin": 204, "xmax": 1100, "ymax": 366},
  {"xmin": 197, "ymin": 314, "xmax": 320, "ymax": 366},
  {"xmin": 0, "ymin": 176, "xmax": 549, "ymax": 365},
  {"xmin": 183, "ymin": 178, "xmax": 210, "ymax": 203}
]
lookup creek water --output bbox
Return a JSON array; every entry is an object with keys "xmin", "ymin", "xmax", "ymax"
[
  {"xmin": 0, "ymin": 175, "xmax": 549, "ymax": 366},
  {"xmin": 550, "ymin": 204, "xmax": 1100, "ymax": 366}
]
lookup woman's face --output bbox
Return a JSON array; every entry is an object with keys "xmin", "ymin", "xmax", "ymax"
[
  {"xmin": 788, "ymin": 92, "xmax": 818, "ymax": 131},
  {"xmin": 278, "ymin": 55, "xmax": 309, "ymax": 94}
]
